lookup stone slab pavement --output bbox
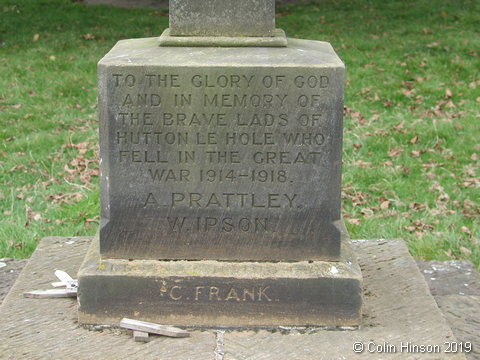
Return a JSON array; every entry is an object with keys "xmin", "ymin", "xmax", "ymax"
[
  {"xmin": 0, "ymin": 237, "xmax": 476, "ymax": 359},
  {"xmin": 416, "ymin": 260, "xmax": 480, "ymax": 360}
]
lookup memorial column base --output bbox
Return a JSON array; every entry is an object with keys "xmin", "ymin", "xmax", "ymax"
[{"xmin": 77, "ymin": 226, "xmax": 362, "ymax": 327}]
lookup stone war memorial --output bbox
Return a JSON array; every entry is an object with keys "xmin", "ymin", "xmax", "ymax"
[
  {"xmin": 0, "ymin": 1, "xmax": 469, "ymax": 359},
  {"xmin": 77, "ymin": 0, "xmax": 363, "ymax": 327}
]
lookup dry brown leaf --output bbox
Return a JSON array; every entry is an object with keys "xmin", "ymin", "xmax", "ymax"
[
  {"xmin": 347, "ymin": 218, "xmax": 361, "ymax": 225},
  {"xmin": 354, "ymin": 160, "xmax": 372, "ymax": 167},
  {"xmin": 463, "ymin": 200, "xmax": 473, "ymax": 209},
  {"xmin": 409, "ymin": 202, "xmax": 427, "ymax": 211},
  {"xmin": 388, "ymin": 147, "xmax": 403, "ymax": 158},
  {"xmin": 460, "ymin": 226, "xmax": 472, "ymax": 235},
  {"xmin": 383, "ymin": 99, "xmax": 393, "ymax": 107},
  {"xmin": 410, "ymin": 136, "xmax": 419, "ymax": 144},
  {"xmin": 32, "ymin": 33, "xmax": 40, "ymax": 42},
  {"xmin": 393, "ymin": 121, "xmax": 405, "ymax": 130},
  {"xmin": 32, "ymin": 213, "xmax": 41, "ymax": 221},
  {"xmin": 445, "ymin": 88, "xmax": 453, "ymax": 99},
  {"xmin": 460, "ymin": 247, "xmax": 472, "ymax": 256},
  {"xmin": 82, "ymin": 33, "xmax": 95, "ymax": 40},
  {"xmin": 462, "ymin": 178, "xmax": 480, "ymax": 187},
  {"xmin": 380, "ymin": 200, "xmax": 390, "ymax": 210}
]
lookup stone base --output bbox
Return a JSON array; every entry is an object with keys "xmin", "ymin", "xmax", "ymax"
[
  {"xmin": 0, "ymin": 237, "xmax": 467, "ymax": 359},
  {"xmin": 77, "ymin": 230, "xmax": 362, "ymax": 327},
  {"xmin": 158, "ymin": 28, "xmax": 288, "ymax": 47}
]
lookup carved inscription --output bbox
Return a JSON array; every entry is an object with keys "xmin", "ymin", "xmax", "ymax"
[
  {"xmin": 159, "ymin": 282, "xmax": 277, "ymax": 302},
  {"xmin": 108, "ymin": 71, "xmax": 333, "ymax": 234}
]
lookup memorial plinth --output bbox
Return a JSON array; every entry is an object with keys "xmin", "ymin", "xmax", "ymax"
[
  {"xmin": 78, "ymin": 230, "xmax": 361, "ymax": 327},
  {"xmin": 97, "ymin": 37, "xmax": 344, "ymax": 262},
  {"xmin": 78, "ymin": 0, "xmax": 362, "ymax": 327}
]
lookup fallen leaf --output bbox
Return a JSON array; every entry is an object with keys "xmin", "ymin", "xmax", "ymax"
[
  {"xmin": 380, "ymin": 200, "xmax": 390, "ymax": 210},
  {"xmin": 409, "ymin": 202, "xmax": 427, "ymax": 211},
  {"xmin": 460, "ymin": 226, "xmax": 472, "ymax": 236},
  {"xmin": 410, "ymin": 136, "xmax": 419, "ymax": 144},
  {"xmin": 82, "ymin": 33, "xmax": 95, "ymax": 40},
  {"xmin": 459, "ymin": 247, "xmax": 472, "ymax": 256},
  {"xmin": 393, "ymin": 121, "xmax": 404, "ymax": 130},
  {"xmin": 347, "ymin": 218, "xmax": 361, "ymax": 225},
  {"xmin": 471, "ymin": 153, "xmax": 478, "ymax": 161},
  {"xmin": 388, "ymin": 147, "xmax": 403, "ymax": 158},
  {"xmin": 445, "ymin": 88, "xmax": 453, "ymax": 98},
  {"xmin": 354, "ymin": 160, "xmax": 372, "ymax": 167},
  {"xmin": 32, "ymin": 33, "xmax": 40, "ymax": 42},
  {"xmin": 463, "ymin": 200, "xmax": 474, "ymax": 209}
]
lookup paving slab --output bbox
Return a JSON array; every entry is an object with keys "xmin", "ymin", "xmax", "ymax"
[
  {"xmin": 223, "ymin": 239, "xmax": 468, "ymax": 359},
  {"xmin": 0, "ymin": 237, "xmax": 472, "ymax": 359},
  {"xmin": 0, "ymin": 237, "xmax": 215, "ymax": 360},
  {"xmin": 417, "ymin": 260, "xmax": 480, "ymax": 360},
  {"xmin": 416, "ymin": 260, "xmax": 480, "ymax": 297},
  {"xmin": 0, "ymin": 257, "xmax": 27, "ymax": 305}
]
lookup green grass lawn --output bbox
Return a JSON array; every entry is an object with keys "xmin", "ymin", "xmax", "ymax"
[{"xmin": 1, "ymin": 0, "xmax": 479, "ymax": 267}]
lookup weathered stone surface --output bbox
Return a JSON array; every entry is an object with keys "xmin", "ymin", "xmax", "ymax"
[
  {"xmin": 0, "ymin": 237, "xmax": 216, "ymax": 360},
  {"xmin": 0, "ymin": 257, "xmax": 27, "ymax": 305},
  {"xmin": 416, "ymin": 260, "xmax": 480, "ymax": 296},
  {"xmin": 0, "ymin": 237, "xmax": 469, "ymax": 359},
  {"xmin": 78, "ymin": 228, "xmax": 362, "ymax": 327},
  {"xmin": 158, "ymin": 28, "xmax": 288, "ymax": 47},
  {"xmin": 169, "ymin": 0, "xmax": 275, "ymax": 37},
  {"xmin": 98, "ymin": 37, "xmax": 345, "ymax": 261},
  {"xmin": 416, "ymin": 260, "xmax": 480, "ymax": 360},
  {"xmin": 434, "ymin": 296, "xmax": 480, "ymax": 360},
  {"xmin": 223, "ymin": 239, "xmax": 467, "ymax": 359}
]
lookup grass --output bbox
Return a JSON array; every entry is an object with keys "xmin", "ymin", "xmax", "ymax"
[{"xmin": 0, "ymin": 0, "xmax": 478, "ymax": 267}]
